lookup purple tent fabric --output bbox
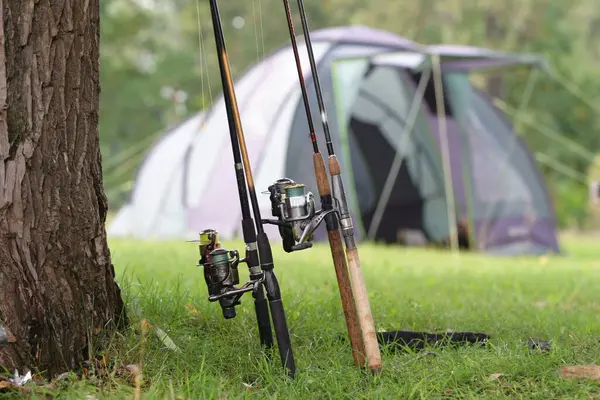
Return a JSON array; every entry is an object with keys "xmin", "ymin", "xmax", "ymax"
[
  {"xmin": 370, "ymin": 43, "xmax": 544, "ymax": 72},
  {"xmin": 311, "ymin": 25, "xmax": 419, "ymax": 50},
  {"xmin": 426, "ymin": 117, "xmax": 467, "ymax": 213},
  {"xmin": 474, "ymin": 218, "xmax": 559, "ymax": 254}
]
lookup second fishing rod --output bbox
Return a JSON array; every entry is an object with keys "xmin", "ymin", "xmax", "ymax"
[
  {"xmin": 282, "ymin": 0, "xmax": 382, "ymax": 374},
  {"xmin": 207, "ymin": 0, "xmax": 296, "ymax": 378},
  {"xmin": 276, "ymin": 0, "xmax": 366, "ymax": 369}
]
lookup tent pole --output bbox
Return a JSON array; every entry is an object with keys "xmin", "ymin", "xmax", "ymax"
[
  {"xmin": 366, "ymin": 69, "xmax": 431, "ymax": 241},
  {"xmin": 329, "ymin": 59, "xmax": 368, "ymax": 238},
  {"xmin": 431, "ymin": 53, "xmax": 460, "ymax": 254}
]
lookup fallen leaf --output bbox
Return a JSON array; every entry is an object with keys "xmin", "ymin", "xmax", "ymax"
[
  {"xmin": 488, "ymin": 373, "xmax": 504, "ymax": 381},
  {"xmin": 185, "ymin": 304, "xmax": 202, "ymax": 317},
  {"xmin": 444, "ymin": 388, "xmax": 453, "ymax": 393},
  {"xmin": 117, "ymin": 364, "xmax": 142, "ymax": 385},
  {"xmin": 559, "ymin": 365, "xmax": 600, "ymax": 381},
  {"xmin": 0, "ymin": 381, "xmax": 14, "ymax": 389},
  {"xmin": 0, "ymin": 380, "xmax": 52, "ymax": 394},
  {"xmin": 242, "ymin": 382, "xmax": 259, "ymax": 393},
  {"xmin": 532, "ymin": 300, "xmax": 546, "ymax": 308},
  {"xmin": 123, "ymin": 364, "xmax": 141, "ymax": 377},
  {"xmin": 140, "ymin": 319, "xmax": 153, "ymax": 335},
  {"xmin": 95, "ymin": 354, "xmax": 109, "ymax": 369},
  {"xmin": 154, "ymin": 326, "xmax": 182, "ymax": 353}
]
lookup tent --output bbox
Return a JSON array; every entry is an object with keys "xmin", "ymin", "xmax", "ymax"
[{"xmin": 108, "ymin": 25, "xmax": 560, "ymax": 255}]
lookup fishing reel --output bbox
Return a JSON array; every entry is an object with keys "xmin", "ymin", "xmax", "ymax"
[
  {"xmin": 195, "ymin": 229, "xmax": 263, "ymax": 319},
  {"xmin": 262, "ymin": 178, "xmax": 337, "ymax": 252}
]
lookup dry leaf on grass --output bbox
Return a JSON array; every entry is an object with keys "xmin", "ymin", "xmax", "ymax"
[
  {"xmin": 559, "ymin": 365, "xmax": 600, "ymax": 381},
  {"xmin": 0, "ymin": 380, "xmax": 55, "ymax": 394},
  {"xmin": 139, "ymin": 319, "xmax": 181, "ymax": 352},
  {"xmin": 185, "ymin": 304, "xmax": 202, "ymax": 317},
  {"xmin": 154, "ymin": 326, "xmax": 182, "ymax": 353},
  {"xmin": 532, "ymin": 300, "xmax": 547, "ymax": 308},
  {"xmin": 140, "ymin": 319, "xmax": 153, "ymax": 335},
  {"xmin": 242, "ymin": 382, "xmax": 259, "ymax": 393},
  {"xmin": 488, "ymin": 373, "xmax": 504, "ymax": 381},
  {"xmin": 117, "ymin": 364, "xmax": 142, "ymax": 385},
  {"xmin": 0, "ymin": 381, "xmax": 14, "ymax": 390}
]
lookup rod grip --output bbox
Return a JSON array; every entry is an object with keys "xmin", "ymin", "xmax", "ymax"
[
  {"xmin": 328, "ymin": 154, "xmax": 341, "ymax": 176},
  {"xmin": 313, "ymin": 152, "xmax": 331, "ymax": 197},
  {"xmin": 345, "ymin": 246, "xmax": 382, "ymax": 374},
  {"xmin": 327, "ymin": 229, "xmax": 366, "ymax": 367}
]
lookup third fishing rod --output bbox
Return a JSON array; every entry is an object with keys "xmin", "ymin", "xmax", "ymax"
[{"xmin": 288, "ymin": 0, "xmax": 382, "ymax": 374}]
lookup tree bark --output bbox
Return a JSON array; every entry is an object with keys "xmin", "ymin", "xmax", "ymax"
[{"xmin": 0, "ymin": 0, "xmax": 126, "ymax": 377}]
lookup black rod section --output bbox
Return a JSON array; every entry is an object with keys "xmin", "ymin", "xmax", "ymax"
[
  {"xmin": 296, "ymin": 0, "xmax": 335, "ymax": 156},
  {"xmin": 208, "ymin": 0, "xmax": 296, "ymax": 378},
  {"xmin": 281, "ymin": 0, "xmax": 319, "ymax": 153}
]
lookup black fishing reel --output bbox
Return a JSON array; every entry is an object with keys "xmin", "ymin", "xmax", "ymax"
[
  {"xmin": 262, "ymin": 178, "xmax": 337, "ymax": 252},
  {"xmin": 196, "ymin": 229, "xmax": 264, "ymax": 319}
]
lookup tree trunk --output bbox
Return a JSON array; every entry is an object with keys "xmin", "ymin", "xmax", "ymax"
[{"xmin": 0, "ymin": 0, "xmax": 126, "ymax": 377}]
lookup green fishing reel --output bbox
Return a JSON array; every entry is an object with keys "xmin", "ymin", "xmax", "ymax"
[
  {"xmin": 262, "ymin": 178, "xmax": 337, "ymax": 252},
  {"xmin": 202, "ymin": 247, "xmax": 241, "ymax": 319},
  {"xmin": 194, "ymin": 229, "xmax": 265, "ymax": 320}
]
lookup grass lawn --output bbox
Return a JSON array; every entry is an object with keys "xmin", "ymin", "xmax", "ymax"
[{"xmin": 58, "ymin": 233, "xmax": 599, "ymax": 399}]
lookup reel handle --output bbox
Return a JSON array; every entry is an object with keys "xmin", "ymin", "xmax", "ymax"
[
  {"xmin": 229, "ymin": 250, "xmax": 240, "ymax": 269},
  {"xmin": 290, "ymin": 242, "xmax": 312, "ymax": 251}
]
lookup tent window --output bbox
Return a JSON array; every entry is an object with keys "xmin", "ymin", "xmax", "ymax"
[{"xmin": 408, "ymin": 72, "xmax": 454, "ymax": 117}]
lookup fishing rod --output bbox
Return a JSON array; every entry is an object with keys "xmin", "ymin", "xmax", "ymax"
[
  {"xmin": 263, "ymin": 0, "xmax": 366, "ymax": 369},
  {"xmin": 293, "ymin": 0, "xmax": 382, "ymax": 374},
  {"xmin": 200, "ymin": 0, "xmax": 296, "ymax": 378}
]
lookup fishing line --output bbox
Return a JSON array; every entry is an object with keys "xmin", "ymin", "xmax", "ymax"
[
  {"xmin": 195, "ymin": 0, "xmax": 214, "ymax": 109},
  {"xmin": 258, "ymin": 0, "xmax": 266, "ymax": 59},
  {"xmin": 252, "ymin": 1, "xmax": 261, "ymax": 63}
]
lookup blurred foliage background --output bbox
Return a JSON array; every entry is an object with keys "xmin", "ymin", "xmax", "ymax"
[{"xmin": 100, "ymin": 0, "xmax": 600, "ymax": 230}]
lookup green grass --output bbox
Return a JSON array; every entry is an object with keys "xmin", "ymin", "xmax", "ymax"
[{"xmin": 55, "ymin": 234, "xmax": 600, "ymax": 399}]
